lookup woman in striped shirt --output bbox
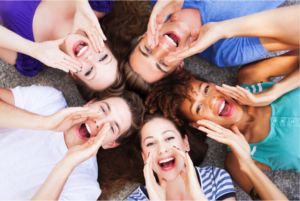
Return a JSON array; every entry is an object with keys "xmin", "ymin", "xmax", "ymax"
[{"xmin": 127, "ymin": 112, "xmax": 236, "ymax": 201}]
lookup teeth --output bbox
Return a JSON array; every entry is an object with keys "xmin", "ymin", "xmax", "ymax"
[
  {"xmin": 85, "ymin": 123, "xmax": 91, "ymax": 134},
  {"xmin": 164, "ymin": 35, "xmax": 177, "ymax": 47},
  {"xmin": 159, "ymin": 157, "xmax": 174, "ymax": 164},
  {"xmin": 218, "ymin": 101, "xmax": 225, "ymax": 115},
  {"xmin": 77, "ymin": 46, "xmax": 87, "ymax": 56}
]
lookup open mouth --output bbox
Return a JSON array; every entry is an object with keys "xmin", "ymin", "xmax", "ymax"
[
  {"xmin": 163, "ymin": 32, "xmax": 180, "ymax": 47},
  {"xmin": 218, "ymin": 99, "xmax": 234, "ymax": 117},
  {"xmin": 76, "ymin": 123, "xmax": 92, "ymax": 139},
  {"xmin": 158, "ymin": 157, "xmax": 175, "ymax": 171},
  {"xmin": 73, "ymin": 41, "xmax": 89, "ymax": 58}
]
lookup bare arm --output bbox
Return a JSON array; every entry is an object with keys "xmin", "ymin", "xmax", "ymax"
[
  {"xmin": 31, "ymin": 124, "xmax": 110, "ymax": 200},
  {"xmin": 0, "ymin": 88, "xmax": 98, "ymax": 131}
]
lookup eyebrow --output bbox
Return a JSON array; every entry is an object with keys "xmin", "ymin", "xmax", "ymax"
[
  {"xmin": 143, "ymin": 130, "xmax": 173, "ymax": 142},
  {"xmin": 190, "ymin": 82, "xmax": 203, "ymax": 113}
]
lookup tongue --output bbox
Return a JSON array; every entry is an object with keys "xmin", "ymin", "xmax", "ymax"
[
  {"xmin": 75, "ymin": 44, "xmax": 85, "ymax": 55},
  {"xmin": 168, "ymin": 34, "xmax": 178, "ymax": 44},
  {"xmin": 219, "ymin": 102, "xmax": 230, "ymax": 116},
  {"xmin": 162, "ymin": 160, "xmax": 173, "ymax": 169},
  {"xmin": 79, "ymin": 124, "xmax": 90, "ymax": 138}
]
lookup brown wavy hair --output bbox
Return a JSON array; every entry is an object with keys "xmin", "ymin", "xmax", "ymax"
[
  {"xmin": 146, "ymin": 69, "xmax": 209, "ymax": 125},
  {"xmin": 97, "ymin": 112, "xmax": 208, "ymax": 199},
  {"xmin": 73, "ymin": 0, "xmax": 151, "ymax": 101}
]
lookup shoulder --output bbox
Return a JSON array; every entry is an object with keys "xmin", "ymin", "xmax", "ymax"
[
  {"xmin": 11, "ymin": 85, "xmax": 67, "ymax": 115},
  {"xmin": 240, "ymin": 82, "xmax": 275, "ymax": 93}
]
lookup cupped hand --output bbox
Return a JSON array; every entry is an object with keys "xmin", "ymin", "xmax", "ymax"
[
  {"xmin": 144, "ymin": 152, "xmax": 167, "ymax": 201},
  {"xmin": 172, "ymin": 146, "xmax": 207, "ymax": 200},
  {"xmin": 216, "ymin": 84, "xmax": 277, "ymax": 107},
  {"xmin": 165, "ymin": 22, "xmax": 224, "ymax": 63},
  {"xmin": 147, "ymin": 0, "xmax": 184, "ymax": 49},
  {"xmin": 32, "ymin": 37, "xmax": 82, "ymax": 73},
  {"xmin": 64, "ymin": 123, "xmax": 110, "ymax": 166},
  {"xmin": 72, "ymin": 2, "xmax": 106, "ymax": 53},
  {"xmin": 196, "ymin": 120, "xmax": 251, "ymax": 163},
  {"xmin": 43, "ymin": 107, "xmax": 102, "ymax": 132}
]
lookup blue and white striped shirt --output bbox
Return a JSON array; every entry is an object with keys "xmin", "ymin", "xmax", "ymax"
[{"xmin": 127, "ymin": 166, "xmax": 236, "ymax": 201}]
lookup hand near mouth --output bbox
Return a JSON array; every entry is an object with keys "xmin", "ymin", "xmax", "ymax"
[
  {"xmin": 144, "ymin": 153, "xmax": 167, "ymax": 201},
  {"xmin": 32, "ymin": 37, "xmax": 82, "ymax": 73},
  {"xmin": 216, "ymin": 84, "xmax": 277, "ymax": 107},
  {"xmin": 147, "ymin": 0, "xmax": 184, "ymax": 49},
  {"xmin": 172, "ymin": 146, "xmax": 208, "ymax": 200},
  {"xmin": 73, "ymin": 1, "xmax": 107, "ymax": 53},
  {"xmin": 42, "ymin": 107, "xmax": 99, "ymax": 132},
  {"xmin": 166, "ymin": 22, "xmax": 224, "ymax": 63}
]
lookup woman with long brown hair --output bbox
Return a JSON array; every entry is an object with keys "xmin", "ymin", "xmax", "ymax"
[{"xmin": 0, "ymin": 0, "xmax": 150, "ymax": 101}]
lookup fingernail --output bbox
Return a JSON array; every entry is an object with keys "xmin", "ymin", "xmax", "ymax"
[
  {"xmin": 75, "ymin": 71, "xmax": 78, "ymax": 74},
  {"xmin": 79, "ymin": 70, "xmax": 82, "ymax": 72},
  {"xmin": 67, "ymin": 33, "xmax": 70, "ymax": 35},
  {"xmin": 81, "ymin": 67, "xmax": 83, "ymax": 69}
]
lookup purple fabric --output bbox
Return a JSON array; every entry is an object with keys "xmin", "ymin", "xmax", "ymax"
[
  {"xmin": 0, "ymin": 1, "xmax": 43, "ymax": 77},
  {"xmin": 89, "ymin": 0, "xmax": 114, "ymax": 13},
  {"xmin": 0, "ymin": 0, "xmax": 113, "ymax": 77}
]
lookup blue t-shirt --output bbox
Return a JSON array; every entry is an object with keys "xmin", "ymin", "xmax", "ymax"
[
  {"xmin": 151, "ymin": 0, "xmax": 284, "ymax": 67},
  {"xmin": 228, "ymin": 82, "xmax": 300, "ymax": 172},
  {"xmin": 127, "ymin": 166, "xmax": 236, "ymax": 201}
]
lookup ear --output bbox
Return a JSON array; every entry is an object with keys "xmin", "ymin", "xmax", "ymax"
[
  {"xmin": 102, "ymin": 141, "xmax": 120, "ymax": 149},
  {"xmin": 138, "ymin": 32, "xmax": 147, "ymax": 42},
  {"xmin": 141, "ymin": 152, "xmax": 146, "ymax": 163},
  {"xmin": 183, "ymin": 135, "xmax": 190, "ymax": 152},
  {"xmin": 176, "ymin": 61, "xmax": 184, "ymax": 71},
  {"xmin": 83, "ymin": 98, "xmax": 97, "ymax": 108}
]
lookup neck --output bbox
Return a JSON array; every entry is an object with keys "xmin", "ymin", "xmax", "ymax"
[
  {"xmin": 160, "ymin": 169, "xmax": 193, "ymax": 200},
  {"xmin": 233, "ymin": 105, "xmax": 255, "ymax": 134}
]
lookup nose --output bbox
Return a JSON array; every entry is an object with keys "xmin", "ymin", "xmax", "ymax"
[
  {"xmin": 158, "ymin": 143, "xmax": 168, "ymax": 155},
  {"xmin": 84, "ymin": 52, "xmax": 94, "ymax": 63},
  {"xmin": 93, "ymin": 118, "xmax": 107, "ymax": 131},
  {"xmin": 153, "ymin": 42, "xmax": 170, "ymax": 59}
]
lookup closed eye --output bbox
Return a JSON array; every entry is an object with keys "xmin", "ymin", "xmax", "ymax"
[
  {"xmin": 99, "ymin": 54, "xmax": 108, "ymax": 62},
  {"xmin": 85, "ymin": 67, "xmax": 93, "ymax": 76},
  {"xmin": 166, "ymin": 137, "xmax": 174, "ymax": 141},
  {"xmin": 146, "ymin": 142, "xmax": 155, "ymax": 147},
  {"xmin": 196, "ymin": 105, "xmax": 202, "ymax": 114},
  {"xmin": 100, "ymin": 106, "xmax": 106, "ymax": 114},
  {"xmin": 161, "ymin": 60, "xmax": 168, "ymax": 67},
  {"xmin": 110, "ymin": 124, "xmax": 114, "ymax": 133},
  {"xmin": 145, "ymin": 46, "xmax": 152, "ymax": 53}
]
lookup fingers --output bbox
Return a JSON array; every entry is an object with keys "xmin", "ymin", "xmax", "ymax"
[
  {"xmin": 61, "ymin": 58, "xmax": 81, "ymax": 72},
  {"xmin": 87, "ymin": 31, "xmax": 102, "ymax": 53},
  {"xmin": 190, "ymin": 28, "xmax": 201, "ymax": 37},
  {"xmin": 180, "ymin": 170, "xmax": 187, "ymax": 183},
  {"xmin": 230, "ymin": 124, "xmax": 242, "ymax": 136},
  {"xmin": 169, "ymin": 11, "xmax": 180, "ymax": 22},
  {"xmin": 160, "ymin": 179, "xmax": 167, "ymax": 190},
  {"xmin": 93, "ymin": 123, "xmax": 110, "ymax": 147},
  {"xmin": 165, "ymin": 42, "xmax": 198, "ymax": 63},
  {"xmin": 196, "ymin": 120, "xmax": 224, "ymax": 133},
  {"xmin": 71, "ymin": 117, "xmax": 88, "ymax": 126}
]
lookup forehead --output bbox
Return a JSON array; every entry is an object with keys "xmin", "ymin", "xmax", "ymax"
[
  {"xmin": 141, "ymin": 118, "xmax": 179, "ymax": 139},
  {"xmin": 93, "ymin": 97, "xmax": 132, "ymax": 133}
]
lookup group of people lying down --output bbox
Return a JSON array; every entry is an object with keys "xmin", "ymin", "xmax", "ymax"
[{"xmin": 0, "ymin": 0, "xmax": 299, "ymax": 200}]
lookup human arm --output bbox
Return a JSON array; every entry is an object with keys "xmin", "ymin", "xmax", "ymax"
[
  {"xmin": 147, "ymin": 0, "xmax": 184, "ymax": 49},
  {"xmin": 166, "ymin": 5, "xmax": 299, "ymax": 62},
  {"xmin": 0, "ymin": 25, "xmax": 81, "ymax": 72},
  {"xmin": 31, "ymin": 123, "xmax": 110, "ymax": 200},
  {"xmin": 196, "ymin": 120, "xmax": 288, "ymax": 200},
  {"xmin": 172, "ymin": 146, "xmax": 208, "ymax": 200},
  {"xmin": 72, "ymin": 0, "xmax": 107, "ymax": 53},
  {"xmin": 144, "ymin": 152, "xmax": 167, "ymax": 201},
  {"xmin": 0, "ymin": 88, "xmax": 99, "ymax": 131},
  {"xmin": 216, "ymin": 49, "xmax": 299, "ymax": 106}
]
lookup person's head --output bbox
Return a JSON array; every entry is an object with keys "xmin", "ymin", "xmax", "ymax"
[
  {"xmin": 137, "ymin": 112, "xmax": 207, "ymax": 181},
  {"xmin": 61, "ymin": 31, "xmax": 120, "ymax": 101},
  {"xmin": 122, "ymin": 21, "xmax": 191, "ymax": 96},
  {"xmin": 146, "ymin": 69, "xmax": 244, "ymax": 128},
  {"xmin": 64, "ymin": 90, "xmax": 145, "ymax": 149}
]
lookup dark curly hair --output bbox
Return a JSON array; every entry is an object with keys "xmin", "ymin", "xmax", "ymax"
[{"xmin": 146, "ymin": 69, "xmax": 208, "ymax": 125}]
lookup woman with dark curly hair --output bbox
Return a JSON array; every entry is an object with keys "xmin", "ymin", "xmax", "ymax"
[
  {"xmin": 0, "ymin": 0, "xmax": 150, "ymax": 101},
  {"xmin": 145, "ymin": 49, "xmax": 300, "ymax": 199}
]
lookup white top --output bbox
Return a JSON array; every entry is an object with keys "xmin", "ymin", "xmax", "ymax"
[{"xmin": 0, "ymin": 85, "xmax": 101, "ymax": 200}]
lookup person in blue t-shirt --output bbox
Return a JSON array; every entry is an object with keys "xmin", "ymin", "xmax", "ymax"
[{"xmin": 123, "ymin": 1, "xmax": 299, "ymax": 97}]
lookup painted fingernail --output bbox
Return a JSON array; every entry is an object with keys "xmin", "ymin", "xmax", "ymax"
[
  {"xmin": 67, "ymin": 33, "xmax": 70, "ymax": 35},
  {"xmin": 79, "ymin": 70, "xmax": 82, "ymax": 72},
  {"xmin": 75, "ymin": 71, "xmax": 78, "ymax": 74},
  {"xmin": 81, "ymin": 67, "xmax": 83, "ymax": 69}
]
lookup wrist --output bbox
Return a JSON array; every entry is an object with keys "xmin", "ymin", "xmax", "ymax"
[{"xmin": 239, "ymin": 158, "xmax": 256, "ymax": 173}]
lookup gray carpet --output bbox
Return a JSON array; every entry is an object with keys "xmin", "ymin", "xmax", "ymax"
[{"xmin": 0, "ymin": 0, "xmax": 299, "ymax": 200}]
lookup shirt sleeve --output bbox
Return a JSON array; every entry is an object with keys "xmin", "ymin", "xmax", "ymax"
[
  {"xmin": 10, "ymin": 85, "xmax": 68, "ymax": 116},
  {"xmin": 88, "ymin": 0, "xmax": 114, "ymax": 13},
  {"xmin": 213, "ymin": 167, "xmax": 236, "ymax": 200}
]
